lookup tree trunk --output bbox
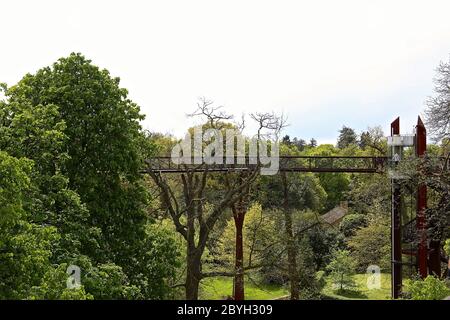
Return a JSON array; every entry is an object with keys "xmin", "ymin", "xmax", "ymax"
[
  {"xmin": 282, "ymin": 172, "xmax": 299, "ymax": 300},
  {"xmin": 428, "ymin": 240, "xmax": 441, "ymax": 277},
  {"xmin": 185, "ymin": 247, "xmax": 202, "ymax": 300},
  {"xmin": 284, "ymin": 209, "xmax": 300, "ymax": 299},
  {"xmin": 233, "ymin": 204, "xmax": 246, "ymax": 300}
]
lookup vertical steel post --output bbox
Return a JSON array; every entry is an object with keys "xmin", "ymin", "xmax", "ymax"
[
  {"xmin": 391, "ymin": 117, "xmax": 402, "ymax": 299},
  {"xmin": 415, "ymin": 117, "xmax": 429, "ymax": 278},
  {"xmin": 233, "ymin": 203, "xmax": 245, "ymax": 300}
]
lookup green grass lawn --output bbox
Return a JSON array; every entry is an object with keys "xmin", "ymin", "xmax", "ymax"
[
  {"xmin": 322, "ymin": 273, "xmax": 391, "ymax": 300},
  {"xmin": 199, "ymin": 273, "xmax": 391, "ymax": 300},
  {"xmin": 200, "ymin": 277, "xmax": 289, "ymax": 300}
]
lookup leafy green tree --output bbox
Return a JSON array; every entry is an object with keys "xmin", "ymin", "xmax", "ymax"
[
  {"xmin": 134, "ymin": 223, "xmax": 182, "ymax": 298},
  {"xmin": 256, "ymin": 142, "xmax": 327, "ymax": 212},
  {"xmin": 0, "ymin": 86, "xmax": 98, "ymax": 262},
  {"xmin": 282, "ymin": 135, "xmax": 291, "ymax": 145},
  {"xmin": 1, "ymin": 54, "xmax": 180, "ymax": 299},
  {"xmin": 347, "ymin": 215, "xmax": 390, "ymax": 272},
  {"xmin": 0, "ymin": 151, "xmax": 59, "ymax": 299},
  {"xmin": 216, "ymin": 203, "xmax": 277, "ymax": 273},
  {"xmin": 306, "ymin": 226, "xmax": 345, "ymax": 270},
  {"xmin": 445, "ymin": 239, "xmax": 450, "ymax": 256},
  {"xmin": 347, "ymin": 174, "xmax": 391, "ymax": 216},
  {"xmin": 291, "ymin": 137, "xmax": 307, "ymax": 151},
  {"xmin": 444, "ymin": 239, "xmax": 450, "ymax": 278},
  {"xmin": 303, "ymin": 143, "xmax": 350, "ymax": 211},
  {"xmin": 326, "ymin": 249, "xmax": 357, "ymax": 292},
  {"xmin": 309, "ymin": 138, "xmax": 317, "ymax": 148},
  {"xmin": 318, "ymin": 173, "xmax": 350, "ymax": 211},
  {"xmin": 27, "ymin": 264, "xmax": 93, "ymax": 300},
  {"xmin": 358, "ymin": 126, "xmax": 386, "ymax": 155},
  {"xmin": 337, "ymin": 126, "xmax": 357, "ymax": 149},
  {"xmin": 6, "ymin": 53, "xmax": 148, "ymax": 266},
  {"xmin": 255, "ymin": 143, "xmax": 326, "ymax": 299},
  {"xmin": 405, "ymin": 276, "xmax": 450, "ymax": 300},
  {"xmin": 0, "ymin": 85, "xmax": 101, "ymax": 299},
  {"xmin": 339, "ymin": 213, "xmax": 367, "ymax": 238},
  {"xmin": 296, "ymin": 235, "xmax": 326, "ymax": 299},
  {"xmin": 82, "ymin": 263, "xmax": 141, "ymax": 299}
]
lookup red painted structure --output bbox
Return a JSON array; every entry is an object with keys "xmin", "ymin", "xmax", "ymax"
[
  {"xmin": 415, "ymin": 117, "xmax": 428, "ymax": 279},
  {"xmin": 390, "ymin": 117, "xmax": 403, "ymax": 298},
  {"xmin": 390, "ymin": 116, "xmax": 443, "ymax": 298}
]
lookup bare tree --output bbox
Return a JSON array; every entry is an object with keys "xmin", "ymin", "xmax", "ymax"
[
  {"xmin": 425, "ymin": 59, "xmax": 450, "ymax": 143},
  {"xmin": 359, "ymin": 126, "xmax": 387, "ymax": 155},
  {"xmin": 424, "ymin": 59, "xmax": 450, "ymax": 276},
  {"xmin": 146, "ymin": 98, "xmax": 286, "ymax": 299}
]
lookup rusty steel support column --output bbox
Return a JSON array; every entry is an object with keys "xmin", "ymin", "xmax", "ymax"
[
  {"xmin": 416, "ymin": 117, "xmax": 431, "ymax": 278},
  {"xmin": 391, "ymin": 117, "xmax": 403, "ymax": 299},
  {"xmin": 232, "ymin": 199, "xmax": 247, "ymax": 300}
]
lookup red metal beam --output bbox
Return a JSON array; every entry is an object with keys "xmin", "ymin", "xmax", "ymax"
[
  {"xmin": 391, "ymin": 117, "xmax": 402, "ymax": 299},
  {"xmin": 391, "ymin": 117, "xmax": 400, "ymax": 136},
  {"xmin": 416, "ymin": 117, "xmax": 441, "ymax": 277},
  {"xmin": 416, "ymin": 116, "xmax": 428, "ymax": 279}
]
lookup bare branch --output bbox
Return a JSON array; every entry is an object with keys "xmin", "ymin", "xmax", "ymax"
[{"xmin": 187, "ymin": 97, "xmax": 233, "ymax": 129}]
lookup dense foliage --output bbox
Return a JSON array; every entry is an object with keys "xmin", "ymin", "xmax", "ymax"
[
  {"xmin": 1, "ymin": 53, "xmax": 449, "ymax": 300},
  {"xmin": 404, "ymin": 276, "xmax": 450, "ymax": 300},
  {"xmin": 0, "ymin": 54, "xmax": 180, "ymax": 299}
]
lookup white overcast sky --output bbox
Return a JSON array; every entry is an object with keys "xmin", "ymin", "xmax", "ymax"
[{"xmin": 1, "ymin": 0, "xmax": 450, "ymax": 143}]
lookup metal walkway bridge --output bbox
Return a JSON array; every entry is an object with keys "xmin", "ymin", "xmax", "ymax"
[{"xmin": 144, "ymin": 156, "xmax": 389, "ymax": 174}]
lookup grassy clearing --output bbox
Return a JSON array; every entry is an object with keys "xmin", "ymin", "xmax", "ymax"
[
  {"xmin": 199, "ymin": 273, "xmax": 391, "ymax": 300},
  {"xmin": 200, "ymin": 277, "xmax": 289, "ymax": 300},
  {"xmin": 322, "ymin": 273, "xmax": 391, "ymax": 300}
]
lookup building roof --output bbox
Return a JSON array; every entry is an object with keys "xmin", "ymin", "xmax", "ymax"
[{"xmin": 320, "ymin": 203, "xmax": 348, "ymax": 226}]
